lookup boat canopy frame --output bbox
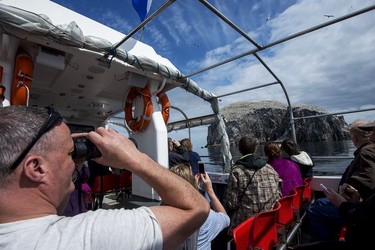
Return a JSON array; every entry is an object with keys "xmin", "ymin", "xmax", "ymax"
[
  {"xmin": 108, "ymin": 2, "xmax": 375, "ymax": 172},
  {"xmin": 111, "ymin": 1, "xmax": 375, "ymax": 171},
  {"xmin": 1, "ymin": 2, "xmax": 374, "ymax": 172}
]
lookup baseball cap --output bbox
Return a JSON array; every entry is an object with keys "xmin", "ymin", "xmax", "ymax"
[{"xmin": 358, "ymin": 121, "xmax": 375, "ymax": 131}]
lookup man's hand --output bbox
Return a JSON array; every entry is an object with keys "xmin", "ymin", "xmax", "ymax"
[
  {"xmin": 339, "ymin": 183, "xmax": 362, "ymax": 203},
  {"xmin": 172, "ymin": 139, "xmax": 180, "ymax": 148},
  {"xmin": 325, "ymin": 188, "xmax": 347, "ymax": 207}
]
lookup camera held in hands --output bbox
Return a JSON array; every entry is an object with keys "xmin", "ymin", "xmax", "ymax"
[
  {"xmin": 198, "ymin": 161, "xmax": 205, "ymax": 174},
  {"xmin": 72, "ymin": 138, "xmax": 102, "ymax": 160}
]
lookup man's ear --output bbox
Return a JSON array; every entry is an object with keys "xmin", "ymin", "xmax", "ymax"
[
  {"xmin": 351, "ymin": 135, "xmax": 358, "ymax": 145},
  {"xmin": 23, "ymin": 155, "xmax": 48, "ymax": 182}
]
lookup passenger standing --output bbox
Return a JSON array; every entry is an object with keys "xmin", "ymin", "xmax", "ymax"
[
  {"xmin": 264, "ymin": 141, "xmax": 303, "ymax": 196},
  {"xmin": 170, "ymin": 164, "xmax": 230, "ymax": 250},
  {"xmin": 168, "ymin": 137, "xmax": 190, "ymax": 168},
  {"xmin": 180, "ymin": 138, "xmax": 202, "ymax": 175},
  {"xmin": 281, "ymin": 139, "xmax": 314, "ymax": 179},
  {"xmin": 224, "ymin": 135, "xmax": 281, "ymax": 236},
  {"xmin": 306, "ymin": 120, "xmax": 375, "ymax": 242}
]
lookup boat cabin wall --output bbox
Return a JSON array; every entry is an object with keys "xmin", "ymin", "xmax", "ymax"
[
  {"xmin": 130, "ymin": 79, "xmax": 169, "ymax": 201},
  {"xmin": 0, "ymin": 34, "xmax": 19, "ymax": 107}
]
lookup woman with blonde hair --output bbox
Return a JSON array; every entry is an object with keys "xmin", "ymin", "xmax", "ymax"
[
  {"xmin": 170, "ymin": 164, "xmax": 230, "ymax": 250},
  {"xmin": 170, "ymin": 164, "xmax": 199, "ymax": 191}
]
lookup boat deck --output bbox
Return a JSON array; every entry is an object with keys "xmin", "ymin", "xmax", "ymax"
[{"xmin": 100, "ymin": 193, "xmax": 161, "ymax": 210}]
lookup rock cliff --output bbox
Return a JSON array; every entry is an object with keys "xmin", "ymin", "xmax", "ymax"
[{"xmin": 207, "ymin": 100, "xmax": 350, "ymax": 145}]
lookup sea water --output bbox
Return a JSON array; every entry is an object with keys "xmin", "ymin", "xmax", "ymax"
[{"xmin": 199, "ymin": 140, "xmax": 355, "ymax": 175}]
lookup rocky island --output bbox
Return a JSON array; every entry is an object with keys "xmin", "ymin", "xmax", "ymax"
[{"xmin": 207, "ymin": 100, "xmax": 350, "ymax": 145}]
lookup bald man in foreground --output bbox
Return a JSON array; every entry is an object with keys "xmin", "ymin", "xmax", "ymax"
[{"xmin": 0, "ymin": 106, "xmax": 210, "ymax": 250}]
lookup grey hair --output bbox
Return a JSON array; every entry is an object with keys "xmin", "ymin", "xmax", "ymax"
[{"xmin": 0, "ymin": 106, "xmax": 56, "ymax": 182}]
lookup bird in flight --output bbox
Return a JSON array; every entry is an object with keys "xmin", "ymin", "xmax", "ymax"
[{"xmin": 324, "ymin": 14, "xmax": 334, "ymax": 18}]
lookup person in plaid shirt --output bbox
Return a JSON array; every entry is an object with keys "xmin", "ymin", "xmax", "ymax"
[{"xmin": 225, "ymin": 135, "xmax": 282, "ymax": 236}]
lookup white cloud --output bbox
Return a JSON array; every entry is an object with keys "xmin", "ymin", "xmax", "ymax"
[{"xmin": 179, "ymin": 0, "xmax": 375, "ymax": 115}]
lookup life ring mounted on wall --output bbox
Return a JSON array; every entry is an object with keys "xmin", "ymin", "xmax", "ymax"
[
  {"xmin": 125, "ymin": 87, "xmax": 153, "ymax": 132},
  {"xmin": 11, "ymin": 50, "xmax": 34, "ymax": 106},
  {"xmin": 157, "ymin": 91, "xmax": 170, "ymax": 124},
  {"xmin": 125, "ymin": 86, "xmax": 170, "ymax": 132}
]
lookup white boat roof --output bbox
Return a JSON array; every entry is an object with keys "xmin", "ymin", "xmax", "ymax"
[
  {"xmin": 0, "ymin": 0, "xmax": 216, "ymax": 129},
  {"xmin": 1, "ymin": 0, "xmax": 176, "ymax": 69}
]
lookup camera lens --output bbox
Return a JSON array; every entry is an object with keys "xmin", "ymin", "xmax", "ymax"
[{"xmin": 72, "ymin": 138, "xmax": 102, "ymax": 160}]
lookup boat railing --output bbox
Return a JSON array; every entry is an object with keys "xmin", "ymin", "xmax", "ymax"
[{"xmin": 200, "ymin": 155, "xmax": 354, "ymax": 173}]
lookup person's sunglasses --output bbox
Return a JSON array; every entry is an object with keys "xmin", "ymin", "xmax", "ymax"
[{"xmin": 10, "ymin": 106, "xmax": 63, "ymax": 170}]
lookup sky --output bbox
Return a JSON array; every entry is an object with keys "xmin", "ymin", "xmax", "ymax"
[{"xmin": 51, "ymin": 0, "xmax": 375, "ymax": 155}]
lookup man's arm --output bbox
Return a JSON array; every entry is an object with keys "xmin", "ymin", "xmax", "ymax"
[
  {"xmin": 86, "ymin": 128, "xmax": 210, "ymax": 249},
  {"xmin": 349, "ymin": 146, "xmax": 375, "ymax": 199},
  {"xmin": 339, "ymin": 191, "xmax": 375, "ymax": 226}
]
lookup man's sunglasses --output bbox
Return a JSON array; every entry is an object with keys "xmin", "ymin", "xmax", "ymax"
[{"xmin": 10, "ymin": 106, "xmax": 63, "ymax": 170}]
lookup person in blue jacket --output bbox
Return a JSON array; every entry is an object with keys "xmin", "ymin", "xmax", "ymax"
[{"xmin": 181, "ymin": 138, "xmax": 201, "ymax": 175}]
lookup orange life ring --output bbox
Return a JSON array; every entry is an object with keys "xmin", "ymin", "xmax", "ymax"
[
  {"xmin": 125, "ymin": 87, "xmax": 153, "ymax": 132},
  {"xmin": 157, "ymin": 91, "xmax": 170, "ymax": 123},
  {"xmin": 11, "ymin": 50, "xmax": 34, "ymax": 106}
]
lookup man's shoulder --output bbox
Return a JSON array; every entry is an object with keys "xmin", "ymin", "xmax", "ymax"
[
  {"xmin": 230, "ymin": 162, "xmax": 268, "ymax": 175},
  {"xmin": 231, "ymin": 163, "xmax": 246, "ymax": 172},
  {"xmin": 228, "ymin": 164, "xmax": 248, "ymax": 178},
  {"xmin": 191, "ymin": 150, "xmax": 199, "ymax": 155},
  {"xmin": 362, "ymin": 142, "xmax": 375, "ymax": 150},
  {"xmin": 359, "ymin": 142, "xmax": 375, "ymax": 155},
  {"xmin": 189, "ymin": 151, "xmax": 200, "ymax": 158}
]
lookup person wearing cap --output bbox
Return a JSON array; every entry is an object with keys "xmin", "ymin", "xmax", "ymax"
[
  {"xmin": 306, "ymin": 120, "xmax": 375, "ymax": 242},
  {"xmin": 358, "ymin": 121, "xmax": 375, "ymax": 141}
]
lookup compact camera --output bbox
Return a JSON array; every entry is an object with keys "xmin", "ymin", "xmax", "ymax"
[{"xmin": 72, "ymin": 138, "xmax": 102, "ymax": 160}]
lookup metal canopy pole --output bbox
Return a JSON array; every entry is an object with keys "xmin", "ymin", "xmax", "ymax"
[
  {"xmin": 170, "ymin": 105, "xmax": 191, "ymax": 140},
  {"xmin": 186, "ymin": 4, "xmax": 375, "ymax": 78},
  {"xmin": 112, "ymin": 0, "xmax": 176, "ymax": 50},
  {"xmin": 198, "ymin": 0, "xmax": 263, "ymax": 49},
  {"xmin": 253, "ymin": 53, "xmax": 297, "ymax": 143}
]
